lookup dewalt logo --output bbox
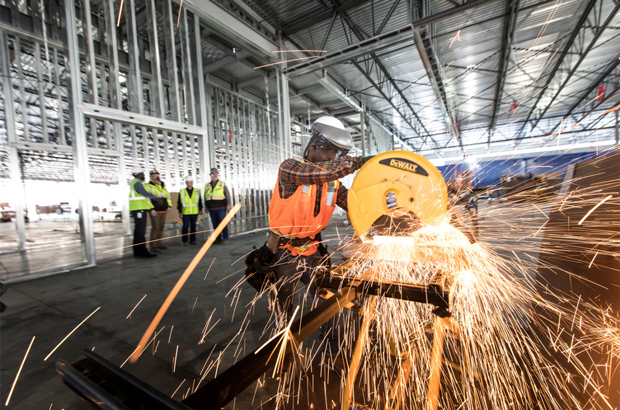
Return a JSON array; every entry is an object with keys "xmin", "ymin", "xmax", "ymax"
[{"xmin": 378, "ymin": 157, "xmax": 429, "ymax": 176}]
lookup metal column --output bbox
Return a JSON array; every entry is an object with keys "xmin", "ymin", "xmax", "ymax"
[
  {"xmin": 195, "ymin": 16, "xmax": 212, "ymax": 188},
  {"xmin": 65, "ymin": 0, "xmax": 96, "ymax": 266},
  {"xmin": 1, "ymin": 31, "xmax": 26, "ymax": 251},
  {"xmin": 277, "ymin": 68, "xmax": 291, "ymax": 160},
  {"xmin": 360, "ymin": 105, "xmax": 366, "ymax": 156},
  {"xmin": 104, "ymin": 0, "xmax": 131, "ymax": 235}
]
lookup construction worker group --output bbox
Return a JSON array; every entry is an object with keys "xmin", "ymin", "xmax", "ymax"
[{"xmin": 128, "ymin": 167, "xmax": 231, "ymax": 258}]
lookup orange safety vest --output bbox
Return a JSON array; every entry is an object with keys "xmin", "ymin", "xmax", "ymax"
[{"xmin": 268, "ymin": 179, "xmax": 339, "ymax": 256}]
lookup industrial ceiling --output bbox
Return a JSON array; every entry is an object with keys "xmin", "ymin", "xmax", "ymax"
[{"xmin": 199, "ymin": 0, "xmax": 620, "ymax": 162}]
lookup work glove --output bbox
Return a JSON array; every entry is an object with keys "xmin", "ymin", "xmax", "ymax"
[{"xmin": 150, "ymin": 210, "xmax": 156, "ymax": 217}]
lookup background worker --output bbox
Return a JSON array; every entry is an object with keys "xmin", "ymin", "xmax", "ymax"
[
  {"xmin": 204, "ymin": 168, "xmax": 232, "ymax": 244},
  {"xmin": 129, "ymin": 166, "xmax": 158, "ymax": 258},
  {"xmin": 267, "ymin": 116, "xmax": 367, "ymax": 338},
  {"xmin": 178, "ymin": 175, "xmax": 202, "ymax": 245},
  {"xmin": 147, "ymin": 169, "xmax": 172, "ymax": 252}
]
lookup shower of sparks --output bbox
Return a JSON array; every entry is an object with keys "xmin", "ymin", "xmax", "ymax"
[
  {"xmin": 176, "ymin": 0, "xmax": 184, "ymax": 28},
  {"xmin": 102, "ymin": 229, "xmax": 214, "ymax": 253},
  {"xmin": 192, "ymin": 297, "xmax": 199, "ymax": 314},
  {"xmin": 5, "ymin": 336, "xmax": 35, "ymax": 406},
  {"xmin": 129, "ymin": 203, "xmax": 241, "ymax": 364},
  {"xmin": 173, "ymin": 345, "xmax": 179, "ymax": 373},
  {"xmin": 171, "ymin": 379, "xmax": 186, "ymax": 398},
  {"xmin": 169, "ymin": 326, "xmax": 174, "ymax": 343},
  {"xmin": 588, "ymin": 252, "xmax": 598, "ymax": 268},
  {"xmin": 222, "ymin": 153, "xmax": 618, "ymax": 410},
  {"xmin": 273, "ymin": 50, "xmax": 327, "ymax": 53},
  {"xmin": 44, "ymin": 307, "xmax": 100, "ymax": 361},
  {"xmin": 254, "ymin": 56, "xmax": 320, "ymax": 70},
  {"xmin": 126, "ymin": 295, "xmax": 147, "ymax": 319},
  {"xmin": 116, "ymin": 0, "xmax": 124, "ymax": 27},
  {"xmin": 449, "ymin": 29, "xmax": 461, "ymax": 48},
  {"xmin": 205, "ymin": 258, "xmax": 216, "ymax": 280},
  {"xmin": 578, "ymin": 195, "xmax": 612, "ymax": 225}
]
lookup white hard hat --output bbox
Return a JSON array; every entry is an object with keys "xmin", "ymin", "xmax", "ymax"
[
  {"xmin": 131, "ymin": 165, "xmax": 143, "ymax": 175},
  {"xmin": 185, "ymin": 175, "xmax": 194, "ymax": 182},
  {"xmin": 304, "ymin": 116, "xmax": 352, "ymax": 158}
]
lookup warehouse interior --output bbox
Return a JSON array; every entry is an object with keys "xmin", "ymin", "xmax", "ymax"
[{"xmin": 1, "ymin": 0, "xmax": 619, "ymax": 408}]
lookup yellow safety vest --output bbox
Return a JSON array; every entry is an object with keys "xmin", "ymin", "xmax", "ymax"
[
  {"xmin": 205, "ymin": 180, "xmax": 226, "ymax": 201},
  {"xmin": 180, "ymin": 188, "xmax": 200, "ymax": 215},
  {"xmin": 148, "ymin": 182, "xmax": 172, "ymax": 207},
  {"xmin": 129, "ymin": 178, "xmax": 154, "ymax": 211}
]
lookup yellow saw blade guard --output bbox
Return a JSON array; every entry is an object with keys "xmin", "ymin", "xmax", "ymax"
[{"xmin": 347, "ymin": 151, "xmax": 448, "ymax": 237}]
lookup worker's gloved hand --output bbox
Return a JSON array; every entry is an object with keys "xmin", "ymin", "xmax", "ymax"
[
  {"xmin": 150, "ymin": 210, "xmax": 156, "ymax": 217},
  {"xmin": 361, "ymin": 155, "xmax": 375, "ymax": 165}
]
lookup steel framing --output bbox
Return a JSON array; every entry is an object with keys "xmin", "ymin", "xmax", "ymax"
[{"xmin": 0, "ymin": 0, "xmax": 286, "ymax": 272}]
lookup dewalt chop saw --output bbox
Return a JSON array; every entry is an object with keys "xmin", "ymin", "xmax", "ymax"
[
  {"xmin": 327, "ymin": 151, "xmax": 456, "ymax": 410},
  {"xmin": 347, "ymin": 150, "xmax": 448, "ymax": 237}
]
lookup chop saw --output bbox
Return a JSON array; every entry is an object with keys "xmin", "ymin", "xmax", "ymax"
[{"xmin": 347, "ymin": 151, "xmax": 448, "ymax": 237}]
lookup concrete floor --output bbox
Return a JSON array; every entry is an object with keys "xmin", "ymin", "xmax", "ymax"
[
  {"xmin": 0, "ymin": 203, "xmax": 545, "ymax": 409},
  {"xmin": 0, "ymin": 214, "xmax": 268, "ymax": 280},
  {"xmin": 0, "ymin": 215, "xmax": 354, "ymax": 409}
]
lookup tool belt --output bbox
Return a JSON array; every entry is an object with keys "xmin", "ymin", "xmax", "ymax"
[{"xmin": 266, "ymin": 231, "xmax": 318, "ymax": 253}]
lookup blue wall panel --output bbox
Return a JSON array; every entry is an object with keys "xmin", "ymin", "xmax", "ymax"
[{"xmin": 436, "ymin": 152, "xmax": 601, "ymax": 187}]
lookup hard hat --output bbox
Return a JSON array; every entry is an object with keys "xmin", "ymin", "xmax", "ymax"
[
  {"xmin": 304, "ymin": 116, "xmax": 352, "ymax": 159},
  {"xmin": 209, "ymin": 168, "xmax": 219, "ymax": 174},
  {"xmin": 131, "ymin": 165, "xmax": 143, "ymax": 175},
  {"xmin": 149, "ymin": 169, "xmax": 160, "ymax": 175},
  {"xmin": 185, "ymin": 175, "xmax": 194, "ymax": 182}
]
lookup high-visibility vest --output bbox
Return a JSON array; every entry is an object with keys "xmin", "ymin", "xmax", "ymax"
[
  {"xmin": 129, "ymin": 178, "xmax": 154, "ymax": 211},
  {"xmin": 180, "ymin": 188, "xmax": 200, "ymax": 215},
  {"xmin": 148, "ymin": 182, "xmax": 172, "ymax": 207},
  {"xmin": 268, "ymin": 178, "xmax": 339, "ymax": 256},
  {"xmin": 204, "ymin": 180, "xmax": 226, "ymax": 201}
]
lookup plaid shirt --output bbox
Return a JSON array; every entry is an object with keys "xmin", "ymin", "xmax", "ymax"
[{"xmin": 277, "ymin": 156, "xmax": 363, "ymax": 214}]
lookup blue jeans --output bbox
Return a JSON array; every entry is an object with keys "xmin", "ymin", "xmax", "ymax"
[
  {"xmin": 208, "ymin": 208, "xmax": 229, "ymax": 240},
  {"xmin": 182, "ymin": 214, "xmax": 198, "ymax": 243},
  {"xmin": 131, "ymin": 210, "xmax": 149, "ymax": 256}
]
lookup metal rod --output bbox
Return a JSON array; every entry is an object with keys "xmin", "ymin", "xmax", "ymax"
[
  {"xmin": 53, "ymin": 48, "xmax": 66, "ymax": 145},
  {"xmin": 14, "ymin": 37, "xmax": 29, "ymax": 142},
  {"xmin": 194, "ymin": 15, "xmax": 212, "ymax": 187},
  {"xmin": 82, "ymin": 0, "xmax": 98, "ymax": 106},
  {"xmin": 182, "ymin": 8, "xmax": 196, "ymax": 125},
  {"xmin": 34, "ymin": 42, "xmax": 49, "ymax": 143},
  {"xmin": 1, "ymin": 31, "xmax": 26, "ymax": 250}
]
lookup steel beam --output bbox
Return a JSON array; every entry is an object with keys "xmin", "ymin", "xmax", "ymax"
[
  {"xmin": 284, "ymin": 0, "xmax": 369, "ymax": 35},
  {"xmin": 65, "ymin": 0, "xmax": 96, "ymax": 266},
  {"xmin": 514, "ymin": 0, "xmax": 597, "ymax": 140},
  {"xmin": 80, "ymin": 103, "xmax": 204, "ymax": 136},
  {"xmin": 528, "ymin": 1, "xmax": 620, "ymax": 135},
  {"xmin": 489, "ymin": 0, "xmax": 519, "ymax": 143},
  {"xmin": 413, "ymin": 26, "xmax": 459, "ymax": 147},
  {"xmin": 203, "ymin": 50, "xmax": 250, "ymax": 74},
  {"xmin": 546, "ymin": 49, "xmax": 620, "ymax": 135},
  {"xmin": 182, "ymin": 0, "xmax": 278, "ymax": 60},
  {"xmin": 352, "ymin": 60, "xmax": 425, "ymax": 147},
  {"xmin": 283, "ymin": 0, "xmax": 498, "ymax": 77}
]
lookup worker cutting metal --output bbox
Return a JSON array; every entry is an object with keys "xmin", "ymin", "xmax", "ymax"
[{"xmin": 247, "ymin": 116, "xmax": 369, "ymax": 332}]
